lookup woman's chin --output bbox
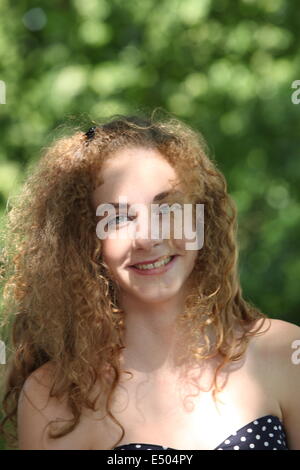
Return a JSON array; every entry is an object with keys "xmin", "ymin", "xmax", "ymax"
[{"xmin": 124, "ymin": 285, "xmax": 184, "ymax": 303}]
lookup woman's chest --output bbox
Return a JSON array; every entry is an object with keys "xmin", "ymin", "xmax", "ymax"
[{"xmin": 89, "ymin": 349, "xmax": 282, "ymax": 450}]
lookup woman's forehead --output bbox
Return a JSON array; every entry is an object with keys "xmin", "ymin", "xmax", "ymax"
[
  {"xmin": 92, "ymin": 148, "xmax": 181, "ymax": 204},
  {"xmin": 100, "ymin": 146, "xmax": 175, "ymax": 175}
]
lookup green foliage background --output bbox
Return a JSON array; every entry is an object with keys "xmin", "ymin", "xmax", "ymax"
[{"xmin": 0, "ymin": 0, "xmax": 299, "ymax": 450}]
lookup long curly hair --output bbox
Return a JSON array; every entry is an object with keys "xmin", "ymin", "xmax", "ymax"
[{"xmin": 0, "ymin": 110, "xmax": 271, "ymax": 449}]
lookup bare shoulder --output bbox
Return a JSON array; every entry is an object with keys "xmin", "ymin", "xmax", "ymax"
[
  {"xmin": 249, "ymin": 317, "xmax": 300, "ymax": 375},
  {"xmin": 19, "ymin": 361, "xmax": 58, "ymax": 412},
  {"xmin": 26, "ymin": 360, "xmax": 56, "ymax": 386},
  {"xmin": 250, "ymin": 318, "xmax": 300, "ymax": 450},
  {"xmin": 251, "ymin": 318, "xmax": 300, "ymax": 355},
  {"xmin": 18, "ymin": 361, "xmax": 92, "ymax": 450}
]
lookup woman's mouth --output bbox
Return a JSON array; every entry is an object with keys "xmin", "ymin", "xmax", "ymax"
[{"xmin": 127, "ymin": 255, "xmax": 178, "ymax": 276}]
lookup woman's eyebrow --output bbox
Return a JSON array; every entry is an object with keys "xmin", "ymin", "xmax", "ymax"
[{"xmin": 104, "ymin": 190, "xmax": 183, "ymax": 209}]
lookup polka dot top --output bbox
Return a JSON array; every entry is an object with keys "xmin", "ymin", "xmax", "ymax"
[{"xmin": 113, "ymin": 415, "xmax": 289, "ymax": 450}]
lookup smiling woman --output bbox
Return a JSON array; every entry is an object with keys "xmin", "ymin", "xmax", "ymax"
[
  {"xmin": 91, "ymin": 145, "xmax": 199, "ymax": 318},
  {"xmin": 0, "ymin": 112, "xmax": 299, "ymax": 450}
]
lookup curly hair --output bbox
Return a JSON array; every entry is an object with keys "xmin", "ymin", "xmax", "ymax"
[{"xmin": 0, "ymin": 109, "xmax": 271, "ymax": 449}]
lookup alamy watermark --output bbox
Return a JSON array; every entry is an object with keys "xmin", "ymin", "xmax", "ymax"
[
  {"xmin": 0, "ymin": 340, "xmax": 6, "ymax": 364},
  {"xmin": 96, "ymin": 197, "xmax": 204, "ymax": 250},
  {"xmin": 291, "ymin": 339, "xmax": 300, "ymax": 365},
  {"xmin": 291, "ymin": 80, "xmax": 300, "ymax": 104},
  {"xmin": 0, "ymin": 80, "xmax": 6, "ymax": 104}
]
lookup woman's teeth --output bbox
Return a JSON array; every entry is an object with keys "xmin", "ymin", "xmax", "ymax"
[{"xmin": 133, "ymin": 256, "xmax": 172, "ymax": 270}]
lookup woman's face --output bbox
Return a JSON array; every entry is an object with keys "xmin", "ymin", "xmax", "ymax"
[{"xmin": 92, "ymin": 146, "xmax": 198, "ymax": 304}]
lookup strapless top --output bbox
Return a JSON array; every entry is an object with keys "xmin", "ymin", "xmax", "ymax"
[{"xmin": 112, "ymin": 414, "xmax": 288, "ymax": 450}]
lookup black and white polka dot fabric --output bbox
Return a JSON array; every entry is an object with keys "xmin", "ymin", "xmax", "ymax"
[
  {"xmin": 113, "ymin": 415, "xmax": 288, "ymax": 450},
  {"xmin": 215, "ymin": 415, "xmax": 288, "ymax": 450}
]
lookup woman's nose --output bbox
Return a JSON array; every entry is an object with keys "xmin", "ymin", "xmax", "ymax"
[{"xmin": 131, "ymin": 206, "xmax": 163, "ymax": 249}]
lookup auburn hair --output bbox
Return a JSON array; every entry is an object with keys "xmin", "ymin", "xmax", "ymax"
[{"xmin": 0, "ymin": 110, "xmax": 270, "ymax": 449}]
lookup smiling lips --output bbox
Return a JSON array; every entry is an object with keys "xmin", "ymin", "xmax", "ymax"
[
  {"xmin": 128, "ymin": 254, "xmax": 177, "ymax": 275},
  {"xmin": 130, "ymin": 254, "xmax": 173, "ymax": 267}
]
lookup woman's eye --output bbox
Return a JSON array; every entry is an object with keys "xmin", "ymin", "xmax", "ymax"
[
  {"xmin": 106, "ymin": 205, "xmax": 181, "ymax": 227},
  {"xmin": 158, "ymin": 203, "xmax": 182, "ymax": 214},
  {"xmin": 159, "ymin": 205, "xmax": 170, "ymax": 214},
  {"xmin": 107, "ymin": 214, "xmax": 130, "ymax": 226}
]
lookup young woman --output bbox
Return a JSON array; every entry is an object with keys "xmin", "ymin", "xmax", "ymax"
[{"xmin": 0, "ymin": 114, "xmax": 299, "ymax": 450}]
